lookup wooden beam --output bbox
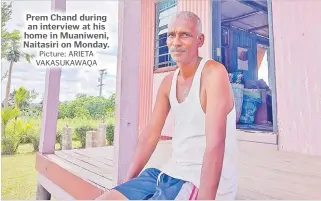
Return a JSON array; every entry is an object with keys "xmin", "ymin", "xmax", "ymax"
[
  {"xmin": 113, "ymin": 0, "xmax": 141, "ymax": 185},
  {"xmin": 37, "ymin": 173, "xmax": 75, "ymax": 200},
  {"xmin": 248, "ymin": 24, "xmax": 268, "ymax": 32},
  {"xmin": 222, "ymin": 11, "xmax": 262, "ymax": 24},
  {"xmin": 236, "ymin": 130, "xmax": 277, "ymax": 145},
  {"xmin": 237, "ymin": 0, "xmax": 268, "ymax": 13},
  {"xmin": 36, "ymin": 153, "xmax": 103, "ymax": 199}
]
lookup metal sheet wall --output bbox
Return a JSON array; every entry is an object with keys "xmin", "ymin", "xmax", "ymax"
[
  {"xmin": 138, "ymin": 0, "xmax": 155, "ymax": 135},
  {"xmin": 228, "ymin": 27, "xmax": 258, "ymax": 81}
]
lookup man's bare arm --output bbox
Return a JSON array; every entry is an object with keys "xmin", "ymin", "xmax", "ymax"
[
  {"xmin": 124, "ymin": 74, "xmax": 172, "ymax": 181},
  {"xmin": 197, "ymin": 62, "xmax": 234, "ymax": 200}
]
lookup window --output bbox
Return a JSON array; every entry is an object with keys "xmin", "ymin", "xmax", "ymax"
[{"xmin": 154, "ymin": 0, "xmax": 177, "ymax": 69}]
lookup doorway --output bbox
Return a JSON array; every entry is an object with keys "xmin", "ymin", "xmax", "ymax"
[{"xmin": 212, "ymin": 0, "xmax": 278, "ymax": 143}]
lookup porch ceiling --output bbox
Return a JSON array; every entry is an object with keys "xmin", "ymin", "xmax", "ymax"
[{"xmin": 221, "ymin": 0, "xmax": 269, "ymax": 38}]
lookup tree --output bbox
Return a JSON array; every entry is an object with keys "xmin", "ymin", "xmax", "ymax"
[
  {"xmin": 57, "ymin": 95, "xmax": 115, "ymax": 120},
  {"xmin": 1, "ymin": 2, "xmax": 35, "ymax": 108},
  {"xmin": 1, "ymin": 2, "xmax": 21, "ymax": 76},
  {"xmin": 3, "ymin": 37, "xmax": 35, "ymax": 109},
  {"xmin": 13, "ymin": 87, "xmax": 29, "ymax": 109},
  {"xmin": 108, "ymin": 93, "xmax": 116, "ymax": 109},
  {"xmin": 1, "ymin": 1, "xmax": 13, "ymax": 60}
]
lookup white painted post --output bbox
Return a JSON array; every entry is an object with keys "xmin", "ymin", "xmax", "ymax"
[
  {"xmin": 86, "ymin": 131, "xmax": 93, "ymax": 148},
  {"xmin": 62, "ymin": 127, "xmax": 72, "ymax": 150},
  {"xmin": 98, "ymin": 123, "xmax": 107, "ymax": 146},
  {"xmin": 92, "ymin": 131, "xmax": 100, "ymax": 147}
]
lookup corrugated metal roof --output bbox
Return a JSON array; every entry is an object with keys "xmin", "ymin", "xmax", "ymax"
[
  {"xmin": 255, "ymin": 0, "xmax": 267, "ymax": 7},
  {"xmin": 255, "ymin": 28, "xmax": 269, "ymax": 38},
  {"xmin": 237, "ymin": 12, "xmax": 268, "ymax": 28},
  {"xmin": 221, "ymin": 0, "xmax": 269, "ymax": 38}
]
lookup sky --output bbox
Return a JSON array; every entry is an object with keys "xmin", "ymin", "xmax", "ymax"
[{"xmin": 1, "ymin": 0, "xmax": 118, "ymax": 103}]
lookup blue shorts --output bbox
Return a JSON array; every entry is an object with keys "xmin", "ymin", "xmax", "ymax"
[{"xmin": 113, "ymin": 168, "xmax": 199, "ymax": 200}]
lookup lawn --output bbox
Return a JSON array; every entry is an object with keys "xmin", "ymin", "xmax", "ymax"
[{"xmin": 1, "ymin": 141, "xmax": 82, "ymax": 200}]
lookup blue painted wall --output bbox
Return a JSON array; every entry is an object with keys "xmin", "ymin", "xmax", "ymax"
[
  {"xmin": 228, "ymin": 27, "xmax": 258, "ymax": 81},
  {"xmin": 221, "ymin": 27, "xmax": 269, "ymax": 81}
]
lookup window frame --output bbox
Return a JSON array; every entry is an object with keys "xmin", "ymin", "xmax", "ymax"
[{"xmin": 154, "ymin": 0, "xmax": 178, "ymax": 71}]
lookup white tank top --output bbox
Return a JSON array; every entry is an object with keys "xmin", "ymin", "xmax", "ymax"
[{"xmin": 160, "ymin": 58, "xmax": 238, "ymax": 199}]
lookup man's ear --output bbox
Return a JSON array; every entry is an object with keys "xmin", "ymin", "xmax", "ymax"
[{"xmin": 198, "ymin": 34, "xmax": 205, "ymax": 47}]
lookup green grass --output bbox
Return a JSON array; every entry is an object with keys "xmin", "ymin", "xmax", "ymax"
[{"xmin": 1, "ymin": 141, "xmax": 82, "ymax": 200}]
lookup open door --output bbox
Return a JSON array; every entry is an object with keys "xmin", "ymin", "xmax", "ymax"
[{"xmin": 213, "ymin": 0, "xmax": 278, "ymax": 145}]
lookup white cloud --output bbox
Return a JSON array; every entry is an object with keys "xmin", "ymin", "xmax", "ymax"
[{"xmin": 1, "ymin": 0, "xmax": 118, "ymax": 102}]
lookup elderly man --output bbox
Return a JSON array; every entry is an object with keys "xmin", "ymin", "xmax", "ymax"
[{"xmin": 96, "ymin": 11, "xmax": 238, "ymax": 200}]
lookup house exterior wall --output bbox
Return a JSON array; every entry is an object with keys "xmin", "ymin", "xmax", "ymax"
[
  {"xmin": 272, "ymin": 0, "xmax": 321, "ymax": 156},
  {"xmin": 151, "ymin": 0, "xmax": 212, "ymax": 137},
  {"xmin": 138, "ymin": 0, "xmax": 155, "ymax": 135},
  {"xmin": 139, "ymin": 0, "xmax": 321, "ymax": 156}
]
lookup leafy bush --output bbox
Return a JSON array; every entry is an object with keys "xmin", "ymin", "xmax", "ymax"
[
  {"xmin": 1, "ymin": 137, "xmax": 19, "ymax": 155},
  {"xmin": 28, "ymin": 133, "xmax": 40, "ymax": 152},
  {"xmin": 55, "ymin": 120, "xmax": 66, "ymax": 149},
  {"xmin": 19, "ymin": 118, "xmax": 41, "ymax": 152},
  {"xmin": 56, "ymin": 131, "xmax": 62, "ymax": 149},
  {"xmin": 1, "ymin": 107, "xmax": 21, "ymax": 127},
  {"xmin": 75, "ymin": 125, "xmax": 95, "ymax": 148},
  {"xmin": 27, "ymin": 122, "xmax": 41, "ymax": 152},
  {"xmin": 1, "ymin": 119, "xmax": 32, "ymax": 155},
  {"xmin": 106, "ymin": 123, "xmax": 114, "ymax": 145}
]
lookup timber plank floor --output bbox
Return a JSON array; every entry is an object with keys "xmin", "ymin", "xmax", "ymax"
[{"xmin": 43, "ymin": 140, "xmax": 321, "ymax": 199}]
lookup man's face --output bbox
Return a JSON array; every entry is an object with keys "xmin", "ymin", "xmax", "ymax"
[{"xmin": 167, "ymin": 18, "xmax": 204, "ymax": 64}]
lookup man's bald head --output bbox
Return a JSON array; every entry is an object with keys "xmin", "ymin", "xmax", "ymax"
[
  {"xmin": 169, "ymin": 11, "xmax": 202, "ymax": 35},
  {"xmin": 167, "ymin": 11, "xmax": 204, "ymax": 65}
]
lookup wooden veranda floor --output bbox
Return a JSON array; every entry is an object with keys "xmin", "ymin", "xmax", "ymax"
[{"xmin": 36, "ymin": 140, "xmax": 321, "ymax": 200}]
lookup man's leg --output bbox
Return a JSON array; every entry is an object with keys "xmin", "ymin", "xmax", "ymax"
[
  {"xmin": 96, "ymin": 168, "xmax": 161, "ymax": 200},
  {"xmin": 148, "ymin": 173, "xmax": 199, "ymax": 200}
]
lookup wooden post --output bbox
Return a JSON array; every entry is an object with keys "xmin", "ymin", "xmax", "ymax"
[
  {"xmin": 36, "ymin": 68, "xmax": 61, "ymax": 201},
  {"xmin": 36, "ymin": 184, "xmax": 51, "ymax": 200},
  {"xmin": 92, "ymin": 131, "xmax": 100, "ymax": 147},
  {"xmin": 51, "ymin": 0, "xmax": 66, "ymax": 11},
  {"xmin": 62, "ymin": 127, "xmax": 72, "ymax": 150},
  {"xmin": 38, "ymin": 68, "xmax": 61, "ymax": 153},
  {"xmin": 86, "ymin": 131, "xmax": 93, "ymax": 148},
  {"xmin": 98, "ymin": 123, "xmax": 107, "ymax": 146},
  {"xmin": 86, "ymin": 130, "xmax": 102, "ymax": 148},
  {"xmin": 36, "ymin": 1, "xmax": 66, "ymax": 199},
  {"xmin": 113, "ymin": 0, "xmax": 141, "ymax": 186}
]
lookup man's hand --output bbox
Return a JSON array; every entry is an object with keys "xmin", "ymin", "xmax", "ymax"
[{"xmin": 197, "ymin": 61, "xmax": 234, "ymax": 200}]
